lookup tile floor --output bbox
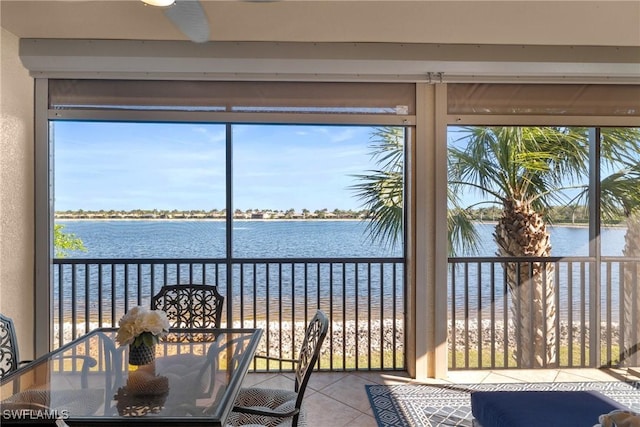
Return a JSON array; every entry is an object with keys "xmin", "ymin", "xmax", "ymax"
[{"xmin": 242, "ymin": 368, "xmax": 640, "ymax": 427}]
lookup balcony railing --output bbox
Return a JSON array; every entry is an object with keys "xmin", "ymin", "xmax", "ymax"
[
  {"xmin": 53, "ymin": 255, "xmax": 638, "ymax": 372},
  {"xmin": 53, "ymin": 257, "xmax": 406, "ymax": 371},
  {"xmin": 448, "ymin": 256, "xmax": 639, "ymax": 369}
]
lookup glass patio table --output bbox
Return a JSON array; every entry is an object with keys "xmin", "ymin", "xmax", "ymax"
[{"xmin": 0, "ymin": 327, "xmax": 263, "ymax": 426}]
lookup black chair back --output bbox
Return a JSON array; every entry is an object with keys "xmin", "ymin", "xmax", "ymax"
[
  {"xmin": 228, "ymin": 310, "xmax": 329, "ymax": 426},
  {"xmin": 292, "ymin": 310, "xmax": 329, "ymax": 422},
  {"xmin": 0, "ymin": 313, "xmax": 19, "ymax": 378},
  {"xmin": 151, "ymin": 284, "xmax": 224, "ymax": 328}
]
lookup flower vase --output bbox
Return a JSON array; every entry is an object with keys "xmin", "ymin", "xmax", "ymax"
[{"xmin": 129, "ymin": 343, "xmax": 156, "ymax": 366}]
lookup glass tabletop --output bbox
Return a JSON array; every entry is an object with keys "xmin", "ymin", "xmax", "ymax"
[{"xmin": 0, "ymin": 327, "xmax": 263, "ymax": 426}]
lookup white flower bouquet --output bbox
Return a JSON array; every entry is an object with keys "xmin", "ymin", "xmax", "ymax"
[{"xmin": 116, "ymin": 306, "xmax": 170, "ymax": 348}]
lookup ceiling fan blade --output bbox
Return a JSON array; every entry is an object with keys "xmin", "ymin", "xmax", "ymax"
[{"xmin": 164, "ymin": 0, "xmax": 210, "ymax": 43}]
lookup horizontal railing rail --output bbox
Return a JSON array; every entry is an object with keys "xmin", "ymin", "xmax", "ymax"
[{"xmin": 53, "ymin": 257, "xmax": 406, "ymax": 371}]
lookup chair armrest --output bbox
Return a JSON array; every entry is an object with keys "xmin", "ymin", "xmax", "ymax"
[
  {"xmin": 57, "ymin": 355, "xmax": 98, "ymax": 389},
  {"xmin": 15, "ymin": 355, "xmax": 95, "ymax": 388},
  {"xmin": 59, "ymin": 355, "xmax": 97, "ymax": 367},
  {"xmin": 232, "ymin": 404, "xmax": 300, "ymax": 419}
]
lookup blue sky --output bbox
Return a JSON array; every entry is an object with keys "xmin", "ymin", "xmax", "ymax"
[
  {"xmin": 52, "ymin": 121, "xmax": 634, "ymax": 217},
  {"xmin": 53, "ymin": 121, "xmax": 383, "ymax": 212}
]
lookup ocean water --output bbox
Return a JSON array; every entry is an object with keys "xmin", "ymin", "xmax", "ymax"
[
  {"xmin": 54, "ymin": 220, "xmax": 631, "ymax": 321},
  {"xmin": 56, "ymin": 219, "xmax": 626, "ymax": 259},
  {"xmin": 469, "ymin": 222, "xmax": 627, "ymax": 257}
]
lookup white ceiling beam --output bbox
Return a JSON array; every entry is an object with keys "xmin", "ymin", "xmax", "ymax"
[{"xmin": 20, "ymin": 39, "xmax": 640, "ymax": 83}]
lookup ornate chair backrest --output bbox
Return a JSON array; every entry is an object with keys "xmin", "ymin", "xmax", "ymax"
[
  {"xmin": 292, "ymin": 310, "xmax": 329, "ymax": 419},
  {"xmin": 151, "ymin": 284, "xmax": 224, "ymax": 328},
  {"xmin": 0, "ymin": 314, "xmax": 19, "ymax": 378}
]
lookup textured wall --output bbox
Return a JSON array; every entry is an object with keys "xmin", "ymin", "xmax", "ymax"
[
  {"xmin": 0, "ymin": 28, "xmax": 34, "ymax": 359},
  {"xmin": 2, "ymin": 1, "xmax": 640, "ymax": 47}
]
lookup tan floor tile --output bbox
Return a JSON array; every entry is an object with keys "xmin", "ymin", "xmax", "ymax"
[
  {"xmin": 479, "ymin": 371, "xmax": 527, "ymax": 383},
  {"xmin": 319, "ymin": 374, "xmax": 375, "ymax": 412},
  {"xmin": 352, "ymin": 371, "xmax": 413, "ymax": 386},
  {"xmin": 554, "ymin": 370, "xmax": 604, "ymax": 382},
  {"xmin": 304, "ymin": 390, "xmax": 364, "ymax": 427},
  {"xmin": 557, "ymin": 368, "xmax": 624, "ymax": 382},
  {"xmin": 347, "ymin": 413, "xmax": 379, "ymax": 427},
  {"xmin": 490, "ymin": 369, "xmax": 559, "ymax": 383},
  {"xmin": 625, "ymin": 367, "xmax": 640, "ymax": 380},
  {"xmin": 244, "ymin": 373, "xmax": 296, "ymax": 390},
  {"xmin": 241, "ymin": 372, "xmax": 280, "ymax": 388},
  {"xmin": 407, "ymin": 377, "xmax": 452, "ymax": 386},
  {"xmin": 595, "ymin": 368, "xmax": 631, "ymax": 381},
  {"xmin": 306, "ymin": 371, "xmax": 347, "ymax": 391},
  {"xmin": 445, "ymin": 370, "xmax": 491, "ymax": 384}
]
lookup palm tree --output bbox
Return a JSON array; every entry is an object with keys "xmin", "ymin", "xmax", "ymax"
[
  {"xmin": 597, "ymin": 161, "xmax": 640, "ymax": 367},
  {"xmin": 350, "ymin": 127, "xmax": 405, "ymax": 250},
  {"xmin": 450, "ymin": 127, "xmax": 640, "ymax": 367},
  {"xmin": 351, "ymin": 126, "xmax": 479, "ymax": 255},
  {"xmin": 623, "ymin": 210, "xmax": 640, "ymax": 366},
  {"xmin": 572, "ymin": 136, "xmax": 640, "ymax": 366},
  {"xmin": 449, "ymin": 127, "xmax": 595, "ymax": 367},
  {"xmin": 355, "ymin": 125, "xmax": 640, "ymax": 368}
]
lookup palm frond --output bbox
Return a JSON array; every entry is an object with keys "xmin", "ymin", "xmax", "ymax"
[{"xmin": 349, "ymin": 126, "xmax": 405, "ymax": 249}]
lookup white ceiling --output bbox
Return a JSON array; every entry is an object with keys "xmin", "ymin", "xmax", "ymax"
[
  {"xmin": 2, "ymin": 1, "xmax": 640, "ymax": 46},
  {"xmin": 3, "ymin": 1, "xmax": 640, "ymax": 82}
]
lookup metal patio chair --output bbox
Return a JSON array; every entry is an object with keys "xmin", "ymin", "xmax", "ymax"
[
  {"xmin": 0, "ymin": 313, "xmax": 26, "ymax": 378},
  {"xmin": 151, "ymin": 284, "xmax": 224, "ymax": 328},
  {"xmin": 226, "ymin": 310, "xmax": 329, "ymax": 427},
  {"xmin": 151, "ymin": 284, "xmax": 226, "ymax": 405},
  {"xmin": 0, "ymin": 313, "xmax": 96, "ymax": 387}
]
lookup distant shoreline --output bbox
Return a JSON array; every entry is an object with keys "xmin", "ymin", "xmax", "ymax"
[
  {"xmin": 55, "ymin": 217, "xmax": 628, "ymax": 228},
  {"xmin": 56, "ymin": 217, "xmax": 365, "ymax": 222},
  {"xmin": 472, "ymin": 220, "xmax": 626, "ymax": 229}
]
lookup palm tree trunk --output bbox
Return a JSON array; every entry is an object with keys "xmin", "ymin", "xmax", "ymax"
[
  {"xmin": 622, "ymin": 212, "xmax": 640, "ymax": 367},
  {"xmin": 495, "ymin": 199, "xmax": 557, "ymax": 368}
]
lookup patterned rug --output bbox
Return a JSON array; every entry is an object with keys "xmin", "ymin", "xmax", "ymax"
[{"xmin": 366, "ymin": 381, "xmax": 640, "ymax": 427}]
